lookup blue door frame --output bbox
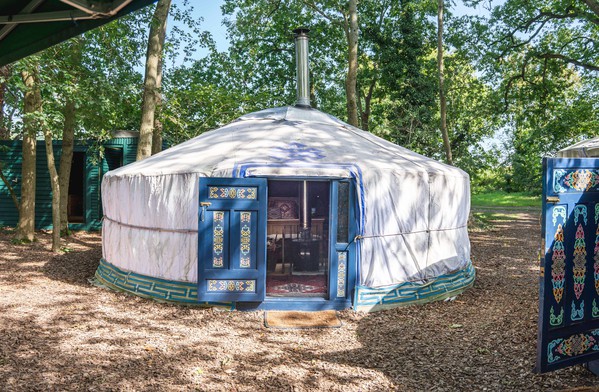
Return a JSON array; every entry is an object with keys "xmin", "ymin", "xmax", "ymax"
[
  {"xmin": 234, "ymin": 177, "xmax": 359, "ymax": 311},
  {"xmin": 536, "ymin": 157, "xmax": 599, "ymax": 373}
]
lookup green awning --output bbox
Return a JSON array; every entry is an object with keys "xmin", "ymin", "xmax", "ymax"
[{"xmin": 0, "ymin": 0, "xmax": 158, "ymax": 67}]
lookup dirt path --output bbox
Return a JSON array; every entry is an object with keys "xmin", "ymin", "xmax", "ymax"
[{"xmin": 0, "ymin": 213, "xmax": 598, "ymax": 391}]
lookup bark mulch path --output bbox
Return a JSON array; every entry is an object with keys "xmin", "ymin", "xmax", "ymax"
[{"xmin": 1, "ymin": 213, "xmax": 598, "ymax": 391}]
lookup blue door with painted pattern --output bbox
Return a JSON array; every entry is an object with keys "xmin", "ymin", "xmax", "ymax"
[
  {"xmin": 536, "ymin": 157, "xmax": 599, "ymax": 373},
  {"xmin": 198, "ymin": 177, "xmax": 267, "ymax": 302}
]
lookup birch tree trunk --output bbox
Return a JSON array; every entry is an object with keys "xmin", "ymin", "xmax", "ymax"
[
  {"xmin": 345, "ymin": 0, "xmax": 359, "ymax": 127},
  {"xmin": 437, "ymin": 0, "xmax": 453, "ymax": 165},
  {"xmin": 15, "ymin": 69, "xmax": 41, "ymax": 242},
  {"xmin": 43, "ymin": 126, "xmax": 61, "ymax": 252},
  {"xmin": 137, "ymin": 0, "xmax": 171, "ymax": 161},
  {"xmin": 59, "ymin": 99, "xmax": 75, "ymax": 234}
]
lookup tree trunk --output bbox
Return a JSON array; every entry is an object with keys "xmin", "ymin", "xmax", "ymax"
[
  {"xmin": 345, "ymin": 0, "xmax": 359, "ymax": 127},
  {"xmin": 0, "ymin": 65, "xmax": 10, "ymax": 139},
  {"xmin": 151, "ymin": 54, "xmax": 164, "ymax": 155},
  {"xmin": 137, "ymin": 0, "xmax": 171, "ymax": 161},
  {"xmin": 59, "ymin": 99, "xmax": 75, "ymax": 234},
  {"xmin": 437, "ymin": 0, "xmax": 453, "ymax": 165},
  {"xmin": 43, "ymin": 126, "xmax": 61, "ymax": 252},
  {"xmin": 359, "ymin": 79, "xmax": 375, "ymax": 132},
  {"xmin": 15, "ymin": 69, "xmax": 41, "ymax": 242}
]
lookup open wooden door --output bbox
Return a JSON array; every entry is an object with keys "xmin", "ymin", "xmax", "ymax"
[
  {"xmin": 198, "ymin": 177, "xmax": 267, "ymax": 302},
  {"xmin": 536, "ymin": 157, "xmax": 599, "ymax": 373}
]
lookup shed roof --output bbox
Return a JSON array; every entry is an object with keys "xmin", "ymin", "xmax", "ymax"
[{"xmin": 0, "ymin": 0, "xmax": 157, "ymax": 67}]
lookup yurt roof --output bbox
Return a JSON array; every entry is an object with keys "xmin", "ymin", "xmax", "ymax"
[
  {"xmin": 106, "ymin": 105, "xmax": 467, "ymax": 179},
  {"xmin": 557, "ymin": 136, "xmax": 599, "ymax": 158}
]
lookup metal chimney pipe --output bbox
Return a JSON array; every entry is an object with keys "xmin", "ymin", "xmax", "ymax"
[{"xmin": 293, "ymin": 28, "xmax": 310, "ymax": 108}]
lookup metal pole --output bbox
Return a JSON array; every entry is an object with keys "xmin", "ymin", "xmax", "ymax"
[{"xmin": 293, "ymin": 28, "xmax": 310, "ymax": 107}]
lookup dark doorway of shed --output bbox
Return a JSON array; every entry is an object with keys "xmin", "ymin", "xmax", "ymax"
[
  {"xmin": 266, "ymin": 180, "xmax": 330, "ymax": 298},
  {"xmin": 67, "ymin": 152, "xmax": 85, "ymax": 223}
]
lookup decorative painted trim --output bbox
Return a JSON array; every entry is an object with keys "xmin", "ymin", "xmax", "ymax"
[
  {"xmin": 212, "ymin": 211, "xmax": 225, "ymax": 268},
  {"xmin": 551, "ymin": 224, "xmax": 566, "ymax": 304},
  {"xmin": 594, "ymin": 219, "xmax": 599, "ymax": 296},
  {"xmin": 574, "ymin": 205, "xmax": 588, "ymax": 226},
  {"xmin": 547, "ymin": 329, "xmax": 599, "ymax": 364},
  {"xmin": 572, "ymin": 223, "xmax": 587, "ymax": 301},
  {"xmin": 240, "ymin": 211, "xmax": 252, "ymax": 268},
  {"xmin": 553, "ymin": 169, "xmax": 599, "ymax": 193},
  {"xmin": 207, "ymin": 279, "xmax": 256, "ymax": 293},
  {"xmin": 337, "ymin": 251, "xmax": 347, "ymax": 298},
  {"xmin": 94, "ymin": 259, "xmax": 232, "ymax": 308},
  {"xmin": 571, "ymin": 300, "xmax": 585, "ymax": 321},
  {"xmin": 354, "ymin": 260, "xmax": 476, "ymax": 312},
  {"xmin": 550, "ymin": 306, "xmax": 564, "ymax": 326},
  {"xmin": 552, "ymin": 206, "xmax": 566, "ymax": 226},
  {"xmin": 208, "ymin": 186, "xmax": 257, "ymax": 200}
]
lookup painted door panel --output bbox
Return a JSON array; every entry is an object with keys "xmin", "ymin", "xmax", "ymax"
[
  {"xmin": 536, "ymin": 158, "xmax": 599, "ymax": 373},
  {"xmin": 198, "ymin": 178, "xmax": 267, "ymax": 302}
]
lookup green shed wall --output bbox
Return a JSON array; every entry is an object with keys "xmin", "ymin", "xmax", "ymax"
[{"xmin": 0, "ymin": 137, "xmax": 138, "ymax": 231}]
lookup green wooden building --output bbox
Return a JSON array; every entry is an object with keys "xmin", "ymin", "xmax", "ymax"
[{"xmin": 0, "ymin": 132, "xmax": 139, "ymax": 231}]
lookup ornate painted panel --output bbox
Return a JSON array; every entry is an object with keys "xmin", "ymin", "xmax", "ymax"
[
  {"xmin": 207, "ymin": 279, "xmax": 256, "ymax": 293},
  {"xmin": 212, "ymin": 211, "xmax": 225, "ymax": 268},
  {"xmin": 553, "ymin": 169, "xmax": 599, "ymax": 193},
  {"xmin": 239, "ymin": 211, "xmax": 253, "ymax": 268},
  {"xmin": 208, "ymin": 186, "xmax": 257, "ymax": 200},
  {"xmin": 337, "ymin": 251, "xmax": 347, "ymax": 298},
  {"xmin": 537, "ymin": 158, "xmax": 599, "ymax": 373}
]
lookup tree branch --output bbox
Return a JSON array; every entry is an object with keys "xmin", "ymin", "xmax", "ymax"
[
  {"xmin": 581, "ymin": 0, "xmax": 599, "ymax": 18},
  {"xmin": 538, "ymin": 52, "xmax": 599, "ymax": 71}
]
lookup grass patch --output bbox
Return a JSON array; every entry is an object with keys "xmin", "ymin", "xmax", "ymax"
[{"xmin": 471, "ymin": 191, "xmax": 540, "ymax": 208}]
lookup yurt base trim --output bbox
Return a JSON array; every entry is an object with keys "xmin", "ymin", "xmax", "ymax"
[
  {"xmin": 353, "ymin": 261, "xmax": 476, "ymax": 312},
  {"xmin": 94, "ymin": 259, "xmax": 233, "ymax": 309}
]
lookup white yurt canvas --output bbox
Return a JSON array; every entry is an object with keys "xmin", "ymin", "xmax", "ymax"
[
  {"xmin": 557, "ymin": 137, "xmax": 599, "ymax": 158},
  {"xmin": 96, "ymin": 29, "xmax": 474, "ymax": 311}
]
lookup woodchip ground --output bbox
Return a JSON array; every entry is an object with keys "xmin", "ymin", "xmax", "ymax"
[{"xmin": 0, "ymin": 211, "xmax": 598, "ymax": 391}]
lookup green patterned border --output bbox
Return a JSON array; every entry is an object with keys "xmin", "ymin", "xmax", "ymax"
[
  {"xmin": 94, "ymin": 259, "xmax": 233, "ymax": 308},
  {"xmin": 353, "ymin": 260, "xmax": 476, "ymax": 312}
]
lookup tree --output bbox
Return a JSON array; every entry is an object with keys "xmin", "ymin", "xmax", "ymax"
[
  {"xmin": 459, "ymin": 0, "xmax": 599, "ymax": 191},
  {"xmin": 15, "ymin": 64, "xmax": 41, "ymax": 242},
  {"xmin": 0, "ymin": 65, "xmax": 10, "ymax": 139},
  {"xmin": 437, "ymin": 0, "xmax": 452, "ymax": 165},
  {"xmin": 137, "ymin": 0, "xmax": 172, "ymax": 161}
]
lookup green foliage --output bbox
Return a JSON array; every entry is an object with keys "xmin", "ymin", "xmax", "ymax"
[
  {"xmin": 457, "ymin": 0, "xmax": 599, "ymax": 193},
  {"xmin": 471, "ymin": 191, "xmax": 540, "ymax": 208}
]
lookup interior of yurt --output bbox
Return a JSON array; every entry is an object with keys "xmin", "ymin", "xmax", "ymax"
[{"xmin": 95, "ymin": 29, "xmax": 475, "ymax": 311}]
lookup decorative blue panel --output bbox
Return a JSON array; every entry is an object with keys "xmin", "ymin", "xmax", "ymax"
[
  {"xmin": 207, "ymin": 279, "xmax": 256, "ymax": 293},
  {"xmin": 239, "ymin": 211, "xmax": 252, "ymax": 268},
  {"xmin": 212, "ymin": 211, "xmax": 225, "ymax": 268},
  {"xmin": 337, "ymin": 251, "xmax": 347, "ymax": 298},
  {"xmin": 198, "ymin": 177, "xmax": 267, "ymax": 302},
  {"xmin": 553, "ymin": 169, "xmax": 599, "ymax": 193},
  {"xmin": 208, "ymin": 186, "xmax": 257, "ymax": 200},
  {"xmin": 537, "ymin": 158, "xmax": 599, "ymax": 373}
]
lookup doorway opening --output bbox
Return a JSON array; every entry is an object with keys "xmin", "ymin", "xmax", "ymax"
[
  {"xmin": 265, "ymin": 180, "xmax": 330, "ymax": 297},
  {"xmin": 67, "ymin": 152, "xmax": 85, "ymax": 223}
]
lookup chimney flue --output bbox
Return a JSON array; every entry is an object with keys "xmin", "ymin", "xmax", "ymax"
[{"xmin": 293, "ymin": 28, "xmax": 310, "ymax": 108}]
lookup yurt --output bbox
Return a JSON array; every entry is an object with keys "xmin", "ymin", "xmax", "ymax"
[
  {"xmin": 557, "ymin": 136, "xmax": 599, "ymax": 158},
  {"xmin": 95, "ymin": 30, "xmax": 475, "ymax": 311}
]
